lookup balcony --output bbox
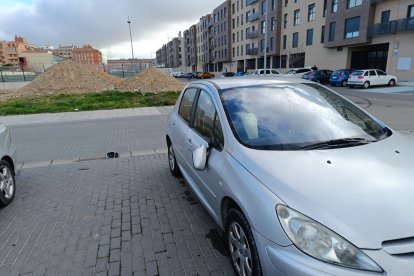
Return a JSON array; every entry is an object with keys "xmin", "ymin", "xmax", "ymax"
[
  {"xmin": 248, "ymin": 12, "xmax": 259, "ymax": 22},
  {"xmin": 247, "ymin": 0, "xmax": 258, "ymax": 5},
  {"xmin": 246, "ymin": 47, "xmax": 259, "ymax": 55},
  {"xmin": 368, "ymin": 17, "xmax": 414, "ymax": 37},
  {"xmin": 246, "ymin": 30, "xmax": 259, "ymax": 39}
]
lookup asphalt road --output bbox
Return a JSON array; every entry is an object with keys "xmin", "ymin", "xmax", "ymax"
[{"xmin": 7, "ymin": 85, "xmax": 414, "ymax": 164}]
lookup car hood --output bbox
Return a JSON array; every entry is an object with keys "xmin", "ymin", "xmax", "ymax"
[{"xmin": 232, "ymin": 133, "xmax": 414, "ymax": 249}]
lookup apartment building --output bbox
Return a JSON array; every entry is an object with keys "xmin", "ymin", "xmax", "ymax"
[
  {"xmin": 212, "ymin": 0, "xmax": 232, "ymax": 72},
  {"xmin": 166, "ymin": 37, "xmax": 181, "ymax": 68},
  {"xmin": 184, "ymin": 25, "xmax": 198, "ymax": 71},
  {"xmin": 52, "ymin": 45, "xmax": 75, "ymax": 60},
  {"xmin": 72, "ymin": 45, "xmax": 102, "ymax": 68},
  {"xmin": 196, "ymin": 19, "xmax": 204, "ymax": 72},
  {"xmin": 0, "ymin": 36, "xmax": 37, "ymax": 66},
  {"xmin": 281, "ymin": 0, "xmax": 414, "ymax": 79}
]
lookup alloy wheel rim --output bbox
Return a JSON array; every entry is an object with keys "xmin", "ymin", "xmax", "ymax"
[
  {"xmin": 168, "ymin": 146, "xmax": 175, "ymax": 170},
  {"xmin": 229, "ymin": 221, "xmax": 253, "ymax": 276},
  {"xmin": 0, "ymin": 165, "xmax": 14, "ymax": 199}
]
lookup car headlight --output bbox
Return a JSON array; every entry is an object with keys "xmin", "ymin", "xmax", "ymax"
[{"xmin": 276, "ymin": 205, "xmax": 382, "ymax": 273}]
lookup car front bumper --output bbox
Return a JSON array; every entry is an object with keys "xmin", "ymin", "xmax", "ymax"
[{"xmin": 253, "ymin": 229, "xmax": 385, "ymax": 276}]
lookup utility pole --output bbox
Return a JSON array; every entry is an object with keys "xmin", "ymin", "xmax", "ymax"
[{"xmin": 127, "ymin": 17, "xmax": 135, "ymax": 74}]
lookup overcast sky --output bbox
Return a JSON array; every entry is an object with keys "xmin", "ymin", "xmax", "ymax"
[{"xmin": 0, "ymin": 0, "xmax": 225, "ymax": 60}]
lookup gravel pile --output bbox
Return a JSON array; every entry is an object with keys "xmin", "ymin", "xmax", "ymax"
[
  {"xmin": 20, "ymin": 60, "xmax": 122, "ymax": 96},
  {"xmin": 120, "ymin": 67, "xmax": 184, "ymax": 93}
]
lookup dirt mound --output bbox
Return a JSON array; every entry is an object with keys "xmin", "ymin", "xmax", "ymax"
[
  {"xmin": 20, "ymin": 60, "xmax": 122, "ymax": 96},
  {"xmin": 120, "ymin": 67, "xmax": 184, "ymax": 93}
]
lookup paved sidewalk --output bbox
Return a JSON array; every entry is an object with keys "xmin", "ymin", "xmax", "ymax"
[{"xmin": 0, "ymin": 106, "xmax": 174, "ymax": 126}]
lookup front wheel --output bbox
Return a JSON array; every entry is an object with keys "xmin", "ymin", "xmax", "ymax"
[
  {"xmin": 0, "ymin": 160, "xmax": 15, "ymax": 207},
  {"xmin": 227, "ymin": 209, "xmax": 262, "ymax": 276},
  {"xmin": 388, "ymin": 79, "xmax": 396, "ymax": 86},
  {"xmin": 168, "ymin": 143, "xmax": 181, "ymax": 177}
]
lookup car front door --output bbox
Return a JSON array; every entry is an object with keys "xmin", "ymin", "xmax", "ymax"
[
  {"xmin": 185, "ymin": 89, "xmax": 226, "ymax": 218},
  {"xmin": 376, "ymin": 69, "xmax": 389, "ymax": 85},
  {"xmin": 369, "ymin": 70, "xmax": 378, "ymax": 85}
]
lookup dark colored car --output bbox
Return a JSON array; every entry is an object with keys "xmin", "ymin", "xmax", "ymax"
[
  {"xmin": 183, "ymin": 72, "xmax": 194, "ymax": 79},
  {"xmin": 302, "ymin": 70, "xmax": 333, "ymax": 84},
  {"xmin": 192, "ymin": 72, "xmax": 201, "ymax": 79},
  {"xmin": 329, "ymin": 69, "xmax": 355, "ymax": 87},
  {"xmin": 235, "ymin": 71, "xmax": 247, "ymax": 77},
  {"xmin": 222, "ymin": 72, "xmax": 235, "ymax": 77}
]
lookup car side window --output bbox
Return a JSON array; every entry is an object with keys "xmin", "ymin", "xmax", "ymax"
[
  {"xmin": 194, "ymin": 90, "xmax": 224, "ymax": 150},
  {"xmin": 376, "ymin": 70, "xmax": 386, "ymax": 76},
  {"xmin": 364, "ymin": 71, "xmax": 369, "ymax": 76},
  {"xmin": 178, "ymin": 88, "xmax": 198, "ymax": 124},
  {"xmin": 369, "ymin": 70, "xmax": 377, "ymax": 76}
]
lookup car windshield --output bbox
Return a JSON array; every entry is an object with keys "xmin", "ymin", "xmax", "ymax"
[
  {"xmin": 352, "ymin": 71, "xmax": 364, "ymax": 76},
  {"xmin": 286, "ymin": 70, "xmax": 296, "ymax": 74},
  {"xmin": 220, "ymin": 83, "xmax": 390, "ymax": 150},
  {"xmin": 332, "ymin": 70, "xmax": 342, "ymax": 76}
]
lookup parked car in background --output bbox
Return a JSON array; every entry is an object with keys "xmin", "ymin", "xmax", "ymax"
[
  {"xmin": 302, "ymin": 70, "xmax": 333, "ymax": 84},
  {"xmin": 280, "ymin": 68, "xmax": 313, "ymax": 78},
  {"xmin": 192, "ymin": 72, "xmax": 202, "ymax": 79},
  {"xmin": 329, "ymin": 69, "xmax": 355, "ymax": 87},
  {"xmin": 183, "ymin": 72, "xmax": 193, "ymax": 79},
  {"xmin": 348, "ymin": 69, "xmax": 397, "ymax": 89},
  {"xmin": 166, "ymin": 77, "xmax": 414, "ymax": 275},
  {"xmin": 253, "ymin": 69, "xmax": 280, "ymax": 75},
  {"xmin": 198, "ymin": 72, "xmax": 215, "ymax": 79},
  {"xmin": 0, "ymin": 123, "xmax": 16, "ymax": 207},
  {"xmin": 222, "ymin": 72, "xmax": 235, "ymax": 77},
  {"xmin": 235, "ymin": 71, "xmax": 247, "ymax": 77}
]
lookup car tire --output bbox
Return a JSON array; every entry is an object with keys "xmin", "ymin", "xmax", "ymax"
[
  {"xmin": 315, "ymin": 79, "xmax": 321, "ymax": 84},
  {"xmin": 341, "ymin": 80, "xmax": 347, "ymax": 87},
  {"xmin": 363, "ymin": 81, "xmax": 370, "ymax": 89},
  {"xmin": 0, "ymin": 160, "xmax": 15, "ymax": 207},
  {"xmin": 348, "ymin": 85, "xmax": 354, "ymax": 88},
  {"xmin": 212, "ymin": 74, "xmax": 215, "ymax": 78},
  {"xmin": 388, "ymin": 79, "xmax": 396, "ymax": 86},
  {"xmin": 226, "ymin": 208, "xmax": 262, "ymax": 276},
  {"xmin": 167, "ymin": 143, "xmax": 181, "ymax": 177}
]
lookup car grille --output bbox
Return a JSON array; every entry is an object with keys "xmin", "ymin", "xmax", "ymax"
[{"xmin": 382, "ymin": 237, "xmax": 414, "ymax": 257}]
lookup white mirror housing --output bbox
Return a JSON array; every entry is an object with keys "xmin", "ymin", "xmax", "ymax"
[{"xmin": 192, "ymin": 144, "xmax": 207, "ymax": 171}]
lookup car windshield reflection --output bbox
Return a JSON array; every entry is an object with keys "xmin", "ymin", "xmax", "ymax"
[{"xmin": 220, "ymin": 83, "xmax": 390, "ymax": 150}]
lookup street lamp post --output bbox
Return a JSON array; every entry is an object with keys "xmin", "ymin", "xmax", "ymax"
[{"xmin": 127, "ymin": 17, "xmax": 135, "ymax": 74}]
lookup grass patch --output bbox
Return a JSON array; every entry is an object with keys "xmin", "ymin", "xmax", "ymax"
[{"xmin": 0, "ymin": 91, "xmax": 180, "ymax": 115}]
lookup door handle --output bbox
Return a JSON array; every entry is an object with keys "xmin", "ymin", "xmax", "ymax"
[{"xmin": 187, "ymin": 138, "xmax": 192, "ymax": 143}]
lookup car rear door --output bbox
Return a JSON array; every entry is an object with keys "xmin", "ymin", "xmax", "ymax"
[{"xmin": 172, "ymin": 87, "xmax": 198, "ymax": 174}]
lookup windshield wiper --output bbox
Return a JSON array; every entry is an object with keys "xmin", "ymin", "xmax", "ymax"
[{"xmin": 300, "ymin": 138, "xmax": 376, "ymax": 150}]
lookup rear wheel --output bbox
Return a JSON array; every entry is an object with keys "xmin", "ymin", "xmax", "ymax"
[
  {"xmin": 363, "ymin": 81, "xmax": 370, "ymax": 89},
  {"xmin": 388, "ymin": 79, "xmax": 396, "ymax": 86},
  {"xmin": 226, "ymin": 209, "xmax": 262, "ymax": 276},
  {"xmin": 167, "ymin": 143, "xmax": 181, "ymax": 177},
  {"xmin": 0, "ymin": 160, "xmax": 15, "ymax": 207},
  {"xmin": 341, "ymin": 80, "xmax": 347, "ymax": 87}
]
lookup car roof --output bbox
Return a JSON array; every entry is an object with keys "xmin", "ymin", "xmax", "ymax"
[{"xmin": 188, "ymin": 76, "xmax": 315, "ymax": 90}]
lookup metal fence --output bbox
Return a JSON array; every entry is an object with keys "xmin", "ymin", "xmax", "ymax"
[{"xmin": 0, "ymin": 66, "xmax": 41, "ymax": 82}]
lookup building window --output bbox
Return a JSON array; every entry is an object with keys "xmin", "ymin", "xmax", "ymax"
[
  {"xmin": 284, "ymin": 13, "xmax": 288, "ymax": 29},
  {"xmin": 323, "ymin": 0, "xmax": 327, "ymax": 17},
  {"xmin": 344, "ymin": 16, "xmax": 360, "ymax": 38},
  {"xmin": 329, "ymin": 22, "xmax": 336, "ymax": 41},
  {"xmin": 347, "ymin": 0, "xmax": 362, "ymax": 9},
  {"xmin": 272, "ymin": 0, "xmax": 275, "ymax": 11},
  {"xmin": 294, "ymin": 0, "xmax": 301, "ymax": 3},
  {"xmin": 408, "ymin": 5, "xmax": 414, "ymax": 18},
  {"xmin": 321, "ymin": 25, "xmax": 325, "ymax": 43},
  {"xmin": 262, "ymin": 1, "xmax": 267, "ymax": 14},
  {"xmin": 306, "ymin": 29, "xmax": 313, "ymax": 46},
  {"xmin": 271, "ymin": 17, "xmax": 275, "ymax": 31},
  {"xmin": 294, "ymin": 9, "xmax": 300, "ymax": 26},
  {"xmin": 292, "ymin": 32, "xmax": 299, "ymax": 48},
  {"xmin": 381, "ymin": 10, "xmax": 390, "ymax": 23},
  {"xmin": 332, "ymin": 0, "xmax": 338, "ymax": 13},
  {"xmin": 308, "ymin": 4, "xmax": 315, "ymax": 21},
  {"xmin": 232, "ymin": 3, "xmax": 235, "ymax": 14},
  {"xmin": 261, "ymin": 39, "xmax": 265, "ymax": 52},
  {"xmin": 283, "ymin": 35, "xmax": 287, "ymax": 49},
  {"xmin": 261, "ymin": 20, "xmax": 266, "ymax": 34},
  {"xmin": 270, "ymin": 37, "xmax": 274, "ymax": 51},
  {"xmin": 285, "ymin": 0, "xmax": 288, "ymax": 7}
]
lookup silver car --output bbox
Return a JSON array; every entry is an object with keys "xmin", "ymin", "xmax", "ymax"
[
  {"xmin": 0, "ymin": 123, "xmax": 16, "ymax": 207},
  {"xmin": 166, "ymin": 77, "xmax": 414, "ymax": 275}
]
